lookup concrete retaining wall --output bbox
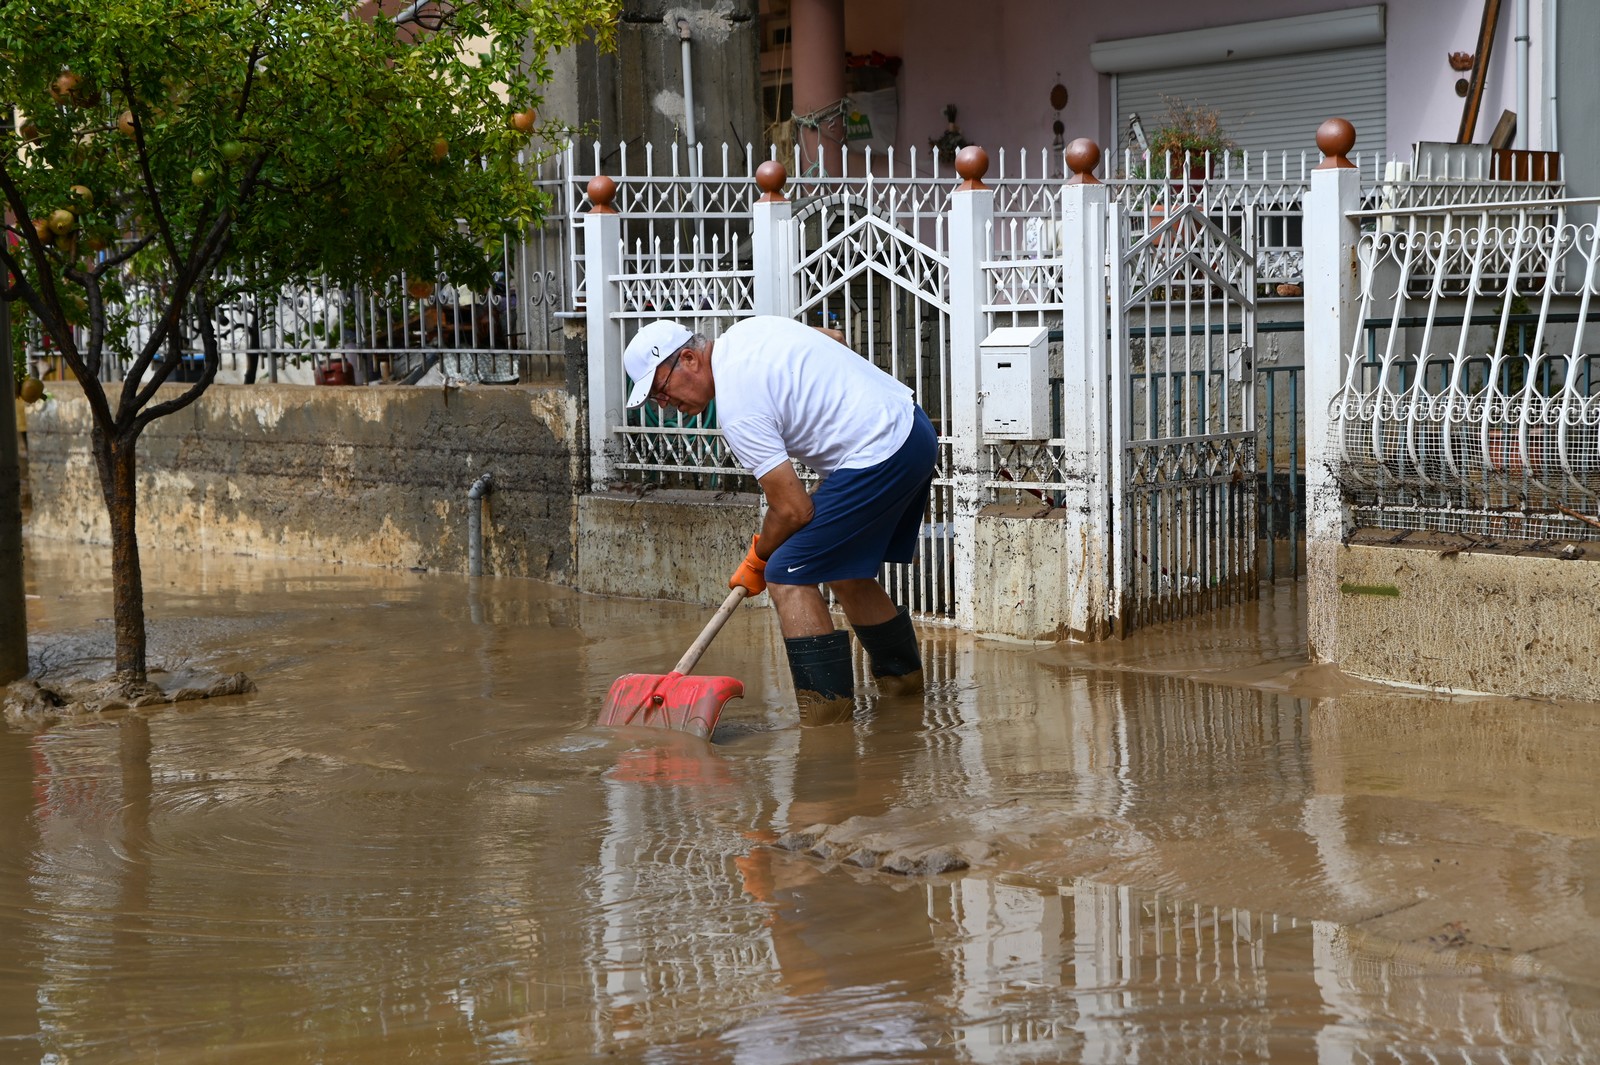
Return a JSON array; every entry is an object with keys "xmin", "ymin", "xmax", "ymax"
[
  {"xmin": 28, "ymin": 383, "xmax": 1597, "ymax": 703},
  {"xmin": 576, "ymin": 490, "xmax": 762, "ymax": 607},
  {"xmin": 1324, "ymin": 541, "xmax": 1600, "ymax": 702},
  {"xmin": 25, "ymin": 383, "xmax": 582, "ymax": 580},
  {"xmin": 580, "ymin": 495, "xmax": 1108, "ymax": 638}
]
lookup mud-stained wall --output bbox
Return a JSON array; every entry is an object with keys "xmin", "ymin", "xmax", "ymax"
[
  {"xmin": 577, "ymin": 492, "xmax": 1110, "ymax": 635},
  {"xmin": 1327, "ymin": 543, "xmax": 1600, "ymax": 702},
  {"xmin": 577, "ymin": 490, "xmax": 761, "ymax": 607},
  {"xmin": 973, "ymin": 504, "xmax": 1075, "ymax": 641},
  {"xmin": 579, "ymin": 494, "xmax": 1109, "ymax": 636},
  {"xmin": 24, "ymin": 383, "xmax": 581, "ymax": 580}
]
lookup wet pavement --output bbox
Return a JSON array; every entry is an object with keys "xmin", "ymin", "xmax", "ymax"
[{"xmin": 2, "ymin": 537, "xmax": 1597, "ymax": 1063}]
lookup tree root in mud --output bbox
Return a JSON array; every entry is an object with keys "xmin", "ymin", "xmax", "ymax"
[{"xmin": 3, "ymin": 671, "xmax": 256, "ymax": 727}]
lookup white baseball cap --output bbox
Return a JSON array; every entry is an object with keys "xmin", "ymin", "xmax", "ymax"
[{"xmin": 624, "ymin": 320, "xmax": 694, "ymax": 408}]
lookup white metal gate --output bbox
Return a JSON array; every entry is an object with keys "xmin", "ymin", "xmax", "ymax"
[
  {"xmin": 1109, "ymin": 201, "xmax": 1259, "ymax": 631},
  {"xmin": 792, "ymin": 194, "xmax": 955, "ymax": 619}
]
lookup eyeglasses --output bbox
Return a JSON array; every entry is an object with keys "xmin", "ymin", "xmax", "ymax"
[{"xmin": 646, "ymin": 348, "xmax": 685, "ymax": 407}]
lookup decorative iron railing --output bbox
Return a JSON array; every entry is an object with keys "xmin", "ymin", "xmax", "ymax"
[
  {"xmin": 1330, "ymin": 198, "xmax": 1600, "ymax": 542},
  {"xmin": 585, "ymin": 141, "xmax": 1570, "ymax": 599}
]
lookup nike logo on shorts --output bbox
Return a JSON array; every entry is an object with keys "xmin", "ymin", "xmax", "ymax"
[{"xmin": 786, "ymin": 564, "xmax": 807, "ymax": 573}]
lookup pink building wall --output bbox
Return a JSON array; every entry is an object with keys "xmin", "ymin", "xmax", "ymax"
[{"xmin": 841, "ymin": 0, "xmax": 1537, "ymax": 169}]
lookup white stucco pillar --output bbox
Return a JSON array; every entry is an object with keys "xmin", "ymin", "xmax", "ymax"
[
  {"xmin": 1058, "ymin": 140, "xmax": 1115, "ymax": 640},
  {"xmin": 584, "ymin": 176, "xmax": 625, "ymax": 490},
  {"xmin": 947, "ymin": 147, "xmax": 995, "ymax": 631},
  {"xmin": 1301, "ymin": 119, "xmax": 1363, "ymax": 664},
  {"xmin": 750, "ymin": 160, "xmax": 796, "ymax": 319}
]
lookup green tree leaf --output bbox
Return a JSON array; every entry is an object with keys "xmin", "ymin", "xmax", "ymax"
[{"xmin": 0, "ymin": 0, "xmax": 619, "ymax": 681}]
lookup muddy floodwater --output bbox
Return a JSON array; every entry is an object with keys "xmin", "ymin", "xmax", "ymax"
[{"xmin": 3, "ymin": 538, "xmax": 1598, "ymax": 1063}]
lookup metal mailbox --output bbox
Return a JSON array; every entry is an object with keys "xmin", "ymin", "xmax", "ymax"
[{"xmin": 980, "ymin": 325, "xmax": 1050, "ymax": 439}]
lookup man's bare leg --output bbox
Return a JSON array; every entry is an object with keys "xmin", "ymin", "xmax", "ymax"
[
  {"xmin": 826, "ymin": 578, "xmax": 897, "ymax": 628},
  {"xmin": 767, "ymin": 583, "xmax": 833, "ymax": 639}
]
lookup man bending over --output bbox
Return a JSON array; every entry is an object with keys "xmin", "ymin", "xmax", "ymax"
[{"xmin": 624, "ymin": 317, "xmax": 935, "ymax": 725}]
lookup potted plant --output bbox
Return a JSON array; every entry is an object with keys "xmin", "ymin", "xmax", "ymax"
[{"xmin": 1139, "ymin": 95, "xmax": 1236, "ymax": 184}]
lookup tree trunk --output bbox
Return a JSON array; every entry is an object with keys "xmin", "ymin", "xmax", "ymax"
[
  {"xmin": 96, "ymin": 431, "xmax": 147, "ymax": 682},
  {"xmin": 244, "ymin": 316, "xmax": 261, "ymax": 385},
  {"xmin": 0, "ymin": 299, "xmax": 27, "ymax": 685}
]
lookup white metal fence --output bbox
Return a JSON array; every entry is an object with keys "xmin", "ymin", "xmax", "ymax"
[
  {"xmin": 580, "ymin": 137, "xmax": 1572, "ymax": 632},
  {"xmin": 28, "ymin": 133, "xmax": 1583, "ymax": 623},
  {"xmin": 577, "ymin": 140, "xmax": 1562, "ymax": 488},
  {"xmin": 1327, "ymin": 198, "xmax": 1600, "ymax": 543},
  {"xmin": 1111, "ymin": 200, "xmax": 1260, "ymax": 628},
  {"xmin": 1106, "ymin": 147, "xmax": 1564, "ymax": 293},
  {"xmin": 21, "ymin": 160, "xmax": 570, "ymax": 387}
]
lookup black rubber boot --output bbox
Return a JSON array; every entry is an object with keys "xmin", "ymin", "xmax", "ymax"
[
  {"xmin": 852, "ymin": 608, "xmax": 923, "ymax": 697},
  {"xmin": 784, "ymin": 630, "xmax": 856, "ymax": 727}
]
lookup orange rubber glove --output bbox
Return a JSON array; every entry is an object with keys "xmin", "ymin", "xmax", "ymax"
[{"xmin": 728, "ymin": 534, "xmax": 767, "ymax": 596}]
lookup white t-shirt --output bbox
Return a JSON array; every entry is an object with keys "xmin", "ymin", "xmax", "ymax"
[{"xmin": 713, "ymin": 316, "xmax": 915, "ymax": 480}]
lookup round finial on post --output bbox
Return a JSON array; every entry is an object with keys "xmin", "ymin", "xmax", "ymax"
[
  {"xmin": 954, "ymin": 145, "xmax": 989, "ymax": 191},
  {"xmin": 755, "ymin": 159, "xmax": 788, "ymax": 202},
  {"xmin": 1065, "ymin": 138, "xmax": 1102, "ymax": 185},
  {"xmin": 1314, "ymin": 118, "xmax": 1357, "ymax": 170},
  {"xmin": 587, "ymin": 174, "xmax": 618, "ymax": 214}
]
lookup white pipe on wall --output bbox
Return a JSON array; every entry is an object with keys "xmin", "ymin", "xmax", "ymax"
[
  {"xmin": 1515, "ymin": 0, "xmax": 1530, "ymax": 150},
  {"xmin": 677, "ymin": 19, "xmax": 698, "ymax": 177},
  {"xmin": 1545, "ymin": 0, "xmax": 1559, "ymax": 151}
]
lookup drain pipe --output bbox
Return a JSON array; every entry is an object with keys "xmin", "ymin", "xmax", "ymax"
[
  {"xmin": 1514, "ymin": 0, "xmax": 1530, "ymax": 150},
  {"xmin": 1545, "ymin": 0, "xmax": 1559, "ymax": 152},
  {"xmin": 678, "ymin": 18, "xmax": 698, "ymax": 178},
  {"xmin": 467, "ymin": 472, "xmax": 493, "ymax": 577}
]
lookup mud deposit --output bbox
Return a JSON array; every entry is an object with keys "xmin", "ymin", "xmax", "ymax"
[{"xmin": 2, "ymin": 540, "xmax": 1597, "ymax": 1063}]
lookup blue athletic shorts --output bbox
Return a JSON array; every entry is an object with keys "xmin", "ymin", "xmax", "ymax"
[{"xmin": 766, "ymin": 406, "xmax": 937, "ymax": 585}]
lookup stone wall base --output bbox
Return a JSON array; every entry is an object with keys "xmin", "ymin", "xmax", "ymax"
[
  {"xmin": 577, "ymin": 490, "xmax": 762, "ymax": 607},
  {"xmin": 25, "ymin": 383, "xmax": 581, "ymax": 580},
  {"xmin": 1317, "ymin": 538, "xmax": 1600, "ymax": 702}
]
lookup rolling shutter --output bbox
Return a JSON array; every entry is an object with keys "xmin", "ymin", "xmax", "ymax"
[{"xmin": 1115, "ymin": 45, "xmax": 1386, "ymax": 164}]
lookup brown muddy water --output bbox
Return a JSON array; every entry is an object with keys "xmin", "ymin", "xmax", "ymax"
[{"xmin": 2, "ymin": 538, "xmax": 1598, "ymax": 1063}]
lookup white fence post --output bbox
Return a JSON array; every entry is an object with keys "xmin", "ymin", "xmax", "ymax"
[
  {"xmin": 948, "ymin": 147, "xmax": 995, "ymax": 631},
  {"xmin": 1302, "ymin": 119, "xmax": 1363, "ymax": 663},
  {"xmin": 751, "ymin": 160, "xmax": 796, "ymax": 318},
  {"xmin": 1058, "ymin": 141, "xmax": 1115, "ymax": 639},
  {"xmin": 584, "ymin": 175, "xmax": 625, "ymax": 490}
]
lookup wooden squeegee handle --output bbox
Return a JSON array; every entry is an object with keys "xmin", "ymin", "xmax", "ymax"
[{"xmin": 671, "ymin": 585, "xmax": 750, "ymax": 676}]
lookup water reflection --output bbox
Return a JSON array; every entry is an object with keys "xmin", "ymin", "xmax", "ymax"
[
  {"xmin": 4, "ymin": 539, "xmax": 1597, "ymax": 1062},
  {"xmin": 929, "ymin": 874, "xmax": 1590, "ymax": 1063},
  {"xmin": 0, "ymin": 728, "xmax": 43, "ymax": 1053}
]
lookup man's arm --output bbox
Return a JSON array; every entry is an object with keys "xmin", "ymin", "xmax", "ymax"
[{"xmin": 753, "ymin": 462, "xmax": 814, "ymax": 559}]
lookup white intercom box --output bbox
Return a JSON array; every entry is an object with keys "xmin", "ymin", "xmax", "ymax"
[{"xmin": 980, "ymin": 326, "xmax": 1050, "ymax": 438}]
